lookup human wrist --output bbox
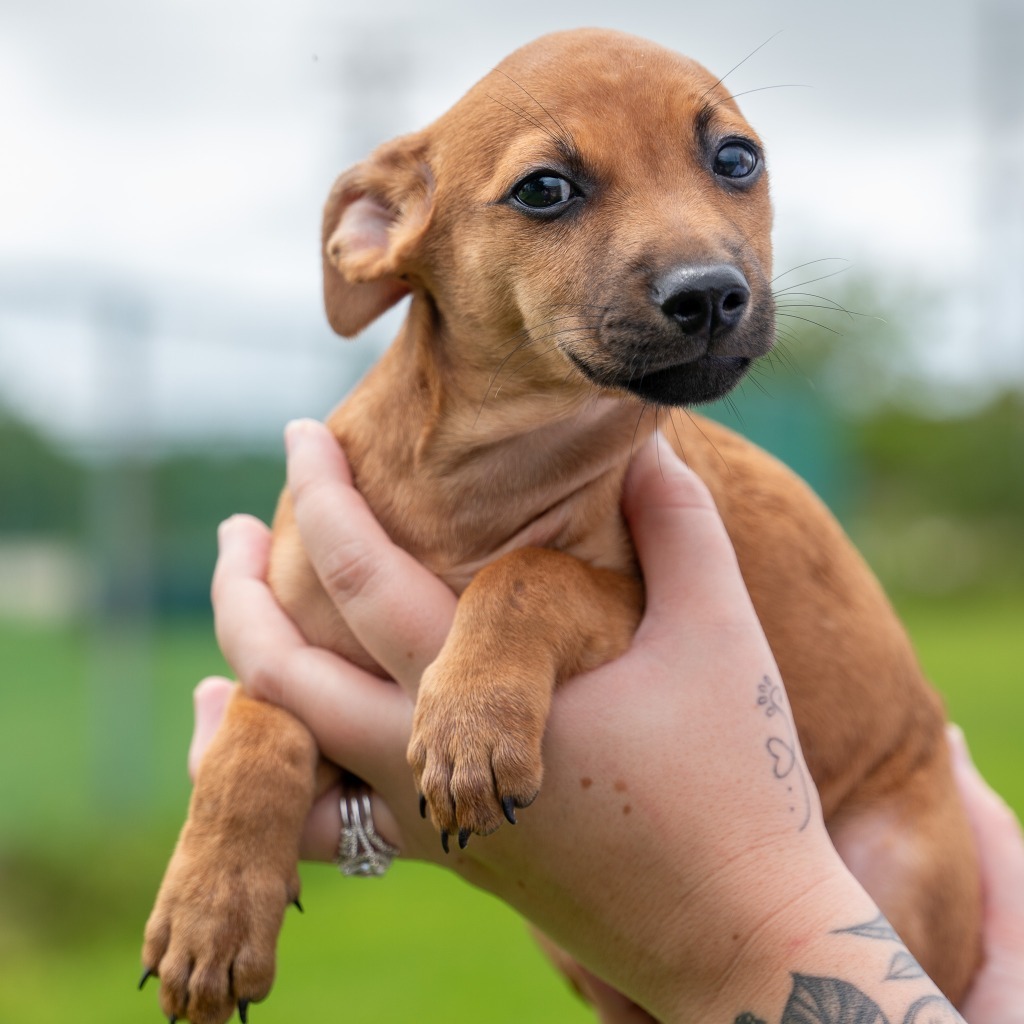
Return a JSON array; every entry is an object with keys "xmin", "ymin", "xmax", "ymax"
[
  {"xmin": 642, "ymin": 841, "xmax": 848, "ymax": 1021},
  {"xmin": 656, "ymin": 855, "xmax": 965, "ymax": 1024}
]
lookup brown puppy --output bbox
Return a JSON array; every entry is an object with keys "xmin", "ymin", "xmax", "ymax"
[{"xmin": 143, "ymin": 29, "xmax": 980, "ymax": 1022}]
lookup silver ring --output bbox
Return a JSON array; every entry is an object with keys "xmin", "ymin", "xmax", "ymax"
[{"xmin": 335, "ymin": 780, "xmax": 400, "ymax": 877}]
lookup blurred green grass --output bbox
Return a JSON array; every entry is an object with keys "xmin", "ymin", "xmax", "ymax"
[
  {"xmin": 1, "ymin": 595, "xmax": 1021, "ymax": 1023},
  {"xmin": 0, "ymin": 618, "xmax": 593, "ymax": 1024},
  {"xmin": 894, "ymin": 595, "xmax": 1024, "ymax": 812}
]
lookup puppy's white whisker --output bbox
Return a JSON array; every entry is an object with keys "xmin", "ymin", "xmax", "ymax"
[{"xmin": 770, "ymin": 257, "xmax": 850, "ymax": 285}]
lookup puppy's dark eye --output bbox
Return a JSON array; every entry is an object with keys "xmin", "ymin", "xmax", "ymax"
[
  {"xmin": 713, "ymin": 142, "xmax": 758, "ymax": 180},
  {"xmin": 513, "ymin": 173, "xmax": 574, "ymax": 210}
]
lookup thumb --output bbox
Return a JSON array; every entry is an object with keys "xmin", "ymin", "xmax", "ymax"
[{"xmin": 621, "ymin": 433, "xmax": 754, "ymax": 628}]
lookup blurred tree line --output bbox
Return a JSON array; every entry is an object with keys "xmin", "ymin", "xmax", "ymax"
[
  {"xmin": 777, "ymin": 273, "xmax": 1024, "ymax": 598},
  {"xmin": 0, "ymin": 410, "xmax": 285, "ymax": 612},
  {"xmin": 849, "ymin": 393, "xmax": 1024, "ymax": 596},
  {"xmin": 1, "ymin": 276, "xmax": 1021, "ymax": 612}
]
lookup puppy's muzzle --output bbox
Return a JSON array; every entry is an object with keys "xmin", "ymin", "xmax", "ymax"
[
  {"xmin": 655, "ymin": 264, "xmax": 750, "ymax": 340},
  {"xmin": 607, "ymin": 261, "xmax": 762, "ymax": 406},
  {"xmin": 563, "ymin": 260, "xmax": 770, "ymax": 408}
]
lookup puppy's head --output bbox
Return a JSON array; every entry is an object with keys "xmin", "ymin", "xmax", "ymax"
[{"xmin": 324, "ymin": 29, "xmax": 775, "ymax": 408}]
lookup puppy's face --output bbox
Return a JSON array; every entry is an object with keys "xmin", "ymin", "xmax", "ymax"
[{"xmin": 326, "ymin": 29, "xmax": 775, "ymax": 409}]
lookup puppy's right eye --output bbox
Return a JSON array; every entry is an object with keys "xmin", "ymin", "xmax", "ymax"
[{"xmin": 512, "ymin": 173, "xmax": 575, "ymax": 212}]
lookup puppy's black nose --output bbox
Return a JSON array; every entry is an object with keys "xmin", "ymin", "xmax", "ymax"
[{"xmin": 656, "ymin": 264, "xmax": 750, "ymax": 337}]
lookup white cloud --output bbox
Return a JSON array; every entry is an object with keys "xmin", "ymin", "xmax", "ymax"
[{"xmin": 0, "ymin": 0, "xmax": 1020, "ymax": 446}]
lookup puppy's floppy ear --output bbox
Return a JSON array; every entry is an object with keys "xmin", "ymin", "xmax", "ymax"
[{"xmin": 322, "ymin": 132, "xmax": 433, "ymax": 338}]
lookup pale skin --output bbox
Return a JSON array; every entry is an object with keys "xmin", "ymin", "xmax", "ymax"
[{"xmin": 190, "ymin": 420, "xmax": 1024, "ymax": 1023}]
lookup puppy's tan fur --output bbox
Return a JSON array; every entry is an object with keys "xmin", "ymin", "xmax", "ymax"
[{"xmin": 144, "ymin": 29, "xmax": 980, "ymax": 1022}]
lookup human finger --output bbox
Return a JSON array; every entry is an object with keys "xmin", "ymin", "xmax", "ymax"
[
  {"xmin": 188, "ymin": 676, "xmax": 237, "ymax": 780},
  {"xmin": 211, "ymin": 514, "xmax": 307, "ymax": 691},
  {"xmin": 948, "ymin": 726, "xmax": 1024, "ymax": 957},
  {"xmin": 622, "ymin": 433, "xmax": 762, "ymax": 635},
  {"xmin": 211, "ymin": 516, "xmax": 413, "ymax": 784},
  {"xmin": 188, "ymin": 674, "xmax": 419, "ymax": 863},
  {"xmin": 284, "ymin": 419, "xmax": 456, "ymax": 692},
  {"xmin": 298, "ymin": 784, "xmax": 407, "ymax": 864}
]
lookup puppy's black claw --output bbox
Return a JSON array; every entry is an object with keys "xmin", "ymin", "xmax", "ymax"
[
  {"xmin": 238, "ymin": 998, "xmax": 251, "ymax": 1023},
  {"xmin": 168, "ymin": 1016, "xmax": 177, "ymax": 1024},
  {"xmin": 138, "ymin": 967, "xmax": 154, "ymax": 990},
  {"xmin": 440, "ymin": 830, "xmax": 450, "ymax": 854},
  {"xmin": 502, "ymin": 796, "xmax": 517, "ymax": 825},
  {"xmin": 418, "ymin": 794, "xmax": 427, "ymax": 819},
  {"xmin": 292, "ymin": 898, "xmax": 304, "ymax": 913},
  {"xmin": 458, "ymin": 828, "xmax": 471, "ymax": 849}
]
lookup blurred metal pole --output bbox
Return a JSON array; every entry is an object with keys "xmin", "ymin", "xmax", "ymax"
[
  {"xmin": 329, "ymin": 27, "xmax": 415, "ymax": 374},
  {"xmin": 339, "ymin": 26, "xmax": 413, "ymax": 160},
  {"xmin": 86, "ymin": 292, "xmax": 155, "ymax": 816},
  {"xmin": 977, "ymin": 0, "xmax": 1024, "ymax": 380}
]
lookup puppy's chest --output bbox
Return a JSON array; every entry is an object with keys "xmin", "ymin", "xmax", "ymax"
[{"xmin": 372, "ymin": 466, "xmax": 637, "ymax": 595}]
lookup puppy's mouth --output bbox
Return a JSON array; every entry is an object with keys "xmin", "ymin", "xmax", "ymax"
[
  {"xmin": 559, "ymin": 260, "xmax": 774, "ymax": 407},
  {"xmin": 567, "ymin": 350, "xmax": 753, "ymax": 407}
]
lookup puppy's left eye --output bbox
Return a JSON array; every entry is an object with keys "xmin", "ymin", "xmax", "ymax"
[
  {"xmin": 512, "ymin": 173, "xmax": 575, "ymax": 211},
  {"xmin": 713, "ymin": 141, "xmax": 759, "ymax": 180}
]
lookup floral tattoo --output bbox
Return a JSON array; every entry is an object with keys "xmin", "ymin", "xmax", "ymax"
[{"xmin": 733, "ymin": 911, "xmax": 964, "ymax": 1024}]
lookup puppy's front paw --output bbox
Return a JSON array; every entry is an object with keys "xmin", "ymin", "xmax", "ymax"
[
  {"xmin": 141, "ymin": 827, "xmax": 300, "ymax": 1024},
  {"xmin": 407, "ymin": 661, "xmax": 547, "ymax": 849}
]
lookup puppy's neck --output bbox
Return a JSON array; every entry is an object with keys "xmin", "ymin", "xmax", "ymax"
[{"xmin": 332, "ymin": 296, "xmax": 650, "ymax": 583}]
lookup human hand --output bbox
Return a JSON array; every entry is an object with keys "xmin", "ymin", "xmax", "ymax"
[
  {"xmin": 949, "ymin": 726, "xmax": 1024, "ymax": 1023},
  {"xmin": 194, "ymin": 420, "xmax": 942, "ymax": 1022}
]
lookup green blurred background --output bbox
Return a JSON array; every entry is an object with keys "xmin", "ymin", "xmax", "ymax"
[
  {"xmin": 2, "ymin": 2, "xmax": 1023, "ymax": 1021},
  {"xmin": 1, "ymin": 275, "xmax": 1021, "ymax": 1022}
]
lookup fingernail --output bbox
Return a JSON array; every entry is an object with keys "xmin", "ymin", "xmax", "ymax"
[
  {"xmin": 216, "ymin": 514, "xmax": 244, "ymax": 548},
  {"xmin": 284, "ymin": 419, "xmax": 302, "ymax": 454},
  {"xmin": 650, "ymin": 431, "xmax": 687, "ymax": 474},
  {"xmin": 216, "ymin": 518, "xmax": 231, "ymax": 552},
  {"xmin": 947, "ymin": 724, "xmax": 971, "ymax": 768},
  {"xmin": 284, "ymin": 418, "xmax": 318, "ymax": 455}
]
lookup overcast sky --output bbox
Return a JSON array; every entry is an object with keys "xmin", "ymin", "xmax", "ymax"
[{"xmin": 1, "ymin": 0, "xmax": 1021, "ymax": 449}]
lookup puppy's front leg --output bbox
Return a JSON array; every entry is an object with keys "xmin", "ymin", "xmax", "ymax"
[
  {"xmin": 409, "ymin": 547, "xmax": 642, "ymax": 846},
  {"xmin": 142, "ymin": 690, "xmax": 319, "ymax": 1024}
]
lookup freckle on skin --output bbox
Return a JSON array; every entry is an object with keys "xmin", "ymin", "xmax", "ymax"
[
  {"xmin": 580, "ymin": 777, "xmax": 593, "ymax": 789},
  {"xmin": 613, "ymin": 780, "xmax": 627, "ymax": 793},
  {"xmin": 622, "ymin": 804, "xmax": 631, "ymax": 815}
]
